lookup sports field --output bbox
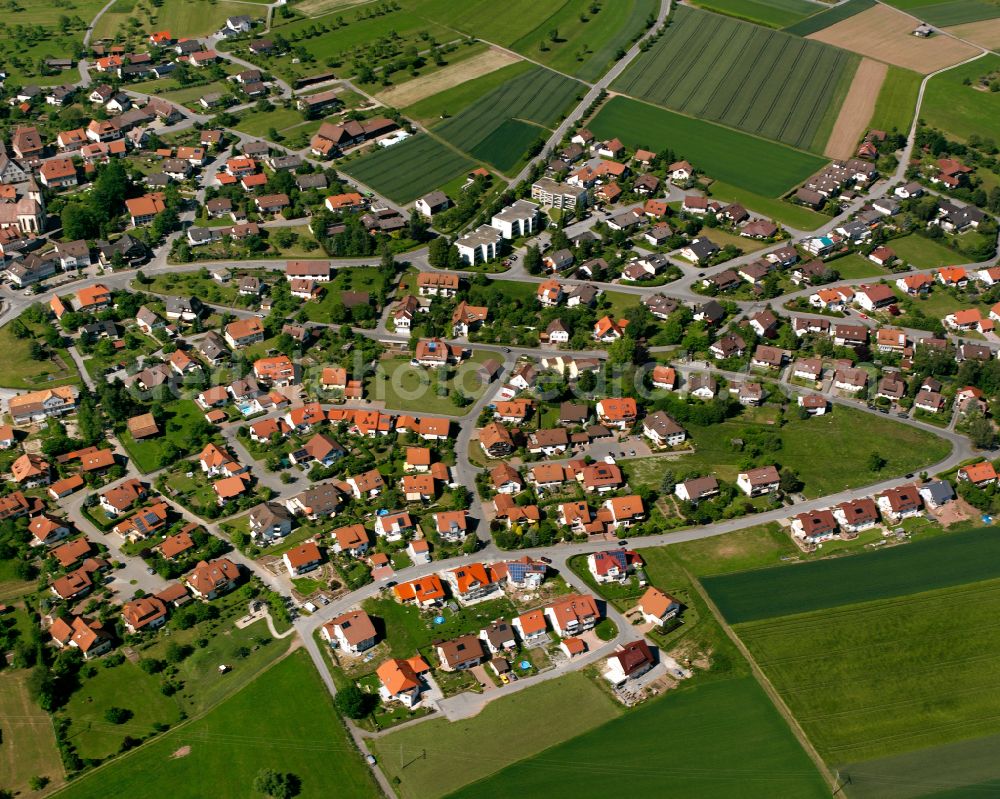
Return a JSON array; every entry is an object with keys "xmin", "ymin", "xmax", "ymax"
[
  {"xmin": 783, "ymin": 0, "xmax": 876, "ymax": 35},
  {"xmin": 612, "ymin": 6, "xmax": 858, "ymax": 152},
  {"xmin": 588, "ymin": 96, "xmax": 827, "ymax": 196},
  {"xmin": 340, "ymin": 135, "xmax": 475, "ymax": 203},
  {"xmin": 921, "ymin": 53, "xmax": 1000, "ymax": 142},
  {"xmin": 447, "ymin": 678, "xmax": 830, "ymax": 799},
  {"xmin": 867, "ymin": 65, "xmax": 922, "ymax": 134},
  {"xmin": 432, "ymin": 66, "xmax": 583, "ymax": 173},
  {"xmin": 704, "ymin": 526, "xmax": 1000, "ymax": 623},
  {"xmin": 689, "ymin": 0, "xmax": 819, "ymax": 28},
  {"xmin": 55, "ymin": 652, "xmax": 379, "ymax": 799},
  {"xmin": 371, "ymin": 672, "xmax": 622, "ymax": 799},
  {"xmin": 882, "ymin": 0, "xmax": 1000, "ymax": 26},
  {"xmin": 508, "ymin": 0, "xmax": 658, "ymax": 81},
  {"xmin": 737, "ymin": 576, "xmax": 1000, "ymax": 764},
  {"xmin": 807, "ymin": 3, "xmax": 980, "ymax": 73}
]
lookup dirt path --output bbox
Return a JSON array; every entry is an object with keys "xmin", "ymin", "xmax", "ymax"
[
  {"xmin": 687, "ymin": 570, "xmax": 836, "ymax": 791},
  {"xmin": 825, "ymin": 58, "xmax": 888, "ymax": 159},
  {"xmin": 375, "ymin": 48, "xmax": 521, "ymax": 110},
  {"xmin": 808, "ymin": 4, "xmax": 981, "ymax": 74}
]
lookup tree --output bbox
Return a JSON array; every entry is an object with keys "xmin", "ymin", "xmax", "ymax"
[
  {"xmin": 867, "ymin": 452, "xmax": 886, "ymax": 472},
  {"xmin": 779, "ymin": 468, "xmax": 804, "ymax": 494},
  {"xmin": 607, "ymin": 335, "xmax": 636, "ymax": 366},
  {"xmin": 967, "ymin": 411, "xmax": 996, "ymax": 449},
  {"xmin": 548, "ymin": 28, "xmax": 559, "ymax": 41},
  {"xmin": 62, "ymin": 202, "xmax": 99, "ymax": 240},
  {"xmin": 333, "ymin": 683, "xmax": 373, "ymax": 719},
  {"xmin": 252, "ymin": 769, "xmax": 300, "ymax": 799},
  {"xmin": 524, "ymin": 245, "xmax": 543, "ymax": 275}
]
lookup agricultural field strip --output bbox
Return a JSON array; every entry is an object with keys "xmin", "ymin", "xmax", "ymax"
[
  {"xmin": 613, "ymin": 6, "xmax": 854, "ymax": 151},
  {"xmin": 904, "ymin": 0, "xmax": 1000, "ymax": 26},
  {"xmin": 783, "ymin": 0, "xmax": 875, "ymax": 35},
  {"xmin": 341, "ymin": 134, "xmax": 475, "ymax": 202},
  {"xmin": 735, "ymin": 577, "xmax": 1000, "ymax": 760},
  {"xmin": 433, "ymin": 67, "xmax": 581, "ymax": 153}
]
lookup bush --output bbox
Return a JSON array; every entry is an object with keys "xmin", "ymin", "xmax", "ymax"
[
  {"xmin": 333, "ymin": 683, "xmax": 375, "ymax": 719},
  {"xmin": 104, "ymin": 706, "xmax": 133, "ymax": 725},
  {"xmin": 139, "ymin": 658, "xmax": 166, "ymax": 674}
]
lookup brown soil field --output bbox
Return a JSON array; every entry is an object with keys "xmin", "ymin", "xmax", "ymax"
[
  {"xmin": 947, "ymin": 18, "xmax": 1000, "ymax": 50},
  {"xmin": 295, "ymin": 0, "xmax": 370, "ymax": 16},
  {"xmin": 375, "ymin": 48, "xmax": 522, "ymax": 109},
  {"xmin": 808, "ymin": 4, "xmax": 980, "ymax": 74},
  {"xmin": 825, "ymin": 58, "xmax": 888, "ymax": 159}
]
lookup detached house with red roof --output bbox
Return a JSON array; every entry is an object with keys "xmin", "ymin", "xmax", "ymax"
[
  {"xmin": 377, "ymin": 656, "xmax": 432, "ymax": 707},
  {"xmin": 958, "ymin": 461, "xmax": 998, "ymax": 488},
  {"xmin": 588, "ymin": 549, "xmax": 641, "ymax": 584}
]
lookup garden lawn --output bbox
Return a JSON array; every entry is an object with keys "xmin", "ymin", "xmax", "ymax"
[
  {"xmin": 233, "ymin": 106, "xmax": 310, "ymax": 138},
  {"xmin": 55, "ymin": 651, "xmax": 379, "ymax": 799},
  {"xmin": 921, "ymin": 53, "xmax": 1000, "ymax": 142},
  {"xmin": 118, "ymin": 400, "xmax": 207, "ymax": 474},
  {"xmin": 447, "ymin": 677, "xmax": 829, "ymax": 799},
  {"xmin": 626, "ymin": 404, "xmax": 950, "ymax": 498},
  {"xmin": 589, "ymin": 97, "xmax": 826, "ymax": 197},
  {"xmin": 828, "ymin": 253, "xmax": 884, "ymax": 278},
  {"xmin": 867, "ymin": 65, "xmax": 922, "ymax": 134},
  {"xmin": 612, "ymin": 6, "xmax": 857, "ymax": 152},
  {"xmin": 368, "ymin": 350, "xmax": 494, "ymax": 415},
  {"xmin": 0, "ymin": 320, "xmax": 80, "ymax": 390},
  {"xmin": 371, "ymin": 672, "xmax": 621, "ymax": 799},
  {"xmin": 689, "ymin": 0, "xmax": 818, "ymax": 27},
  {"xmin": 363, "ymin": 595, "xmax": 518, "ymax": 658},
  {"xmin": 341, "ymin": 135, "xmax": 475, "ymax": 204},
  {"xmin": 891, "ymin": 233, "xmax": 968, "ymax": 268},
  {"xmin": 737, "ymin": 575, "xmax": 1000, "ymax": 764},
  {"xmin": 0, "ymin": 669, "xmax": 64, "ymax": 796},
  {"xmin": 703, "ymin": 524, "xmax": 1000, "ymax": 623},
  {"xmin": 300, "ymin": 266, "xmax": 392, "ymax": 324}
]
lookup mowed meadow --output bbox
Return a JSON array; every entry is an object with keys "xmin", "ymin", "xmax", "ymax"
[{"xmin": 613, "ymin": 6, "xmax": 858, "ymax": 152}]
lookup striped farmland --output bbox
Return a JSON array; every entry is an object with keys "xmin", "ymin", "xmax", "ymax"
[{"xmin": 612, "ymin": 5, "xmax": 858, "ymax": 152}]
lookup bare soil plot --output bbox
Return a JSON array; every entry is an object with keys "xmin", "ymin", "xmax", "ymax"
[
  {"xmin": 947, "ymin": 17, "xmax": 1000, "ymax": 48},
  {"xmin": 375, "ymin": 48, "xmax": 522, "ymax": 108},
  {"xmin": 808, "ymin": 4, "xmax": 980, "ymax": 73},
  {"xmin": 825, "ymin": 57, "xmax": 888, "ymax": 158},
  {"xmin": 295, "ymin": 0, "xmax": 370, "ymax": 15}
]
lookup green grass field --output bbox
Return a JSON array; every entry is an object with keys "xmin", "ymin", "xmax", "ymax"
[
  {"xmin": 867, "ymin": 66, "xmax": 922, "ymax": 135},
  {"xmin": 671, "ymin": 522, "xmax": 800, "ymax": 577},
  {"xmin": 432, "ymin": 66, "xmax": 582, "ymax": 174},
  {"xmin": 589, "ymin": 97, "xmax": 827, "ymax": 197},
  {"xmin": 448, "ymin": 677, "xmax": 829, "ymax": 799},
  {"xmin": 55, "ymin": 651, "xmax": 379, "ymax": 799},
  {"xmin": 783, "ymin": 0, "xmax": 876, "ymax": 35},
  {"xmin": 93, "ymin": 0, "xmax": 264, "ymax": 39},
  {"xmin": 707, "ymin": 181, "xmax": 828, "ymax": 229},
  {"xmin": 340, "ymin": 135, "xmax": 475, "ymax": 203},
  {"xmin": 625, "ymin": 405, "xmax": 949, "ymax": 500},
  {"xmin": 368, "ymin": 350, "xmax": 493, "ymax": 415},
  {"xmin": 737, "ymin": 576, "xmax": 1000, "ymax": 764},
  {"xmin": 689, "ymin": 0, "xmax": 819, "ymax": 28},
  {"xmin": 922, "ymin": 54, "xmax": 1000, "ymax": 143},
  {"xmin": 401, "ymin": 0, "xmax": 574, "ymax": 47},
  {"xmin": 300, "ymin": 266, "xmax": 392, "ymax": 323},
  {"xmin": 118, "ymin": 399, "xmax": 209, "ymax": 474},
  {"xmin": 704, "ymin": 526, "xmax": 1000, "ymax": 623},
  {"xmin": 371, "ymin": 672, "xmax": 622, "ymax": 799},
  {"xmin": 0, "ymin": 669, "xmax": 64, "ymax": 796},
  {"xmin": 508, "ymin": 0, "xmax": 657, "ymax": 81},
  {"xmin": 0, "ymin": 320, "xmax": 80, "ymax": 390},
  {"xmin": 882, "ymin": 0, "xmax": 1000, "ymax": 25},
  {"xmin": 890, "ymin": 233, "xmax": 967, "ymax": 268},
  {"xmin": 612, "ymin": 6, "xmax": 858, "ymax": 152},
  {"xmin": 403, "ymin": 61, "xmax": 536, "ymax": 125}
]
